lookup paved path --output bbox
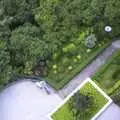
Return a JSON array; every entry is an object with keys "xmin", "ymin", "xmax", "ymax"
[
  {"xmin": 0, "ymin": 80, "xmax": 62, "ymax": 120},
  {"xmin": 97, "ymin": 103, "xmax": 120, "ymax": 120},
  {"xmin": 58, "ymin": 40, "xmax": 120, "ymax": 98}
]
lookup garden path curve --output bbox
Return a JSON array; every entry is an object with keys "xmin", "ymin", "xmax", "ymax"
[{"xmin": 0, "ymin": 80, "xmax": 62, "ymax": 120}]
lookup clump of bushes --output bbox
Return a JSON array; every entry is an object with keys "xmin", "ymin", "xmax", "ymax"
[
  {"xmin": 112, "ymin": 68, "xmax": 120, "ymax": 79},
  {"xmin": 69, "ymin": 92, "xmax": 92, "ymax": 119},
  {"xmin": 63, "ymin": 43, "xmax": 76, "ymax": 53},
  {"xmin": 84, "ymin": 34, "xmax": 97, "ymax": 48}
]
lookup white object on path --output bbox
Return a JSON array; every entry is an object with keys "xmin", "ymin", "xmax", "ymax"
[
  {"xmin": 36, "ymin": 81, "xmax": 51, "ymax": 94},
  {"xmin": 36, "ymin": 82, "xmax": 42, "ymax": 88}
]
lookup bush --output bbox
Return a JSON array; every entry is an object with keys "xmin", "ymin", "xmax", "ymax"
[
  {"xmin": 74, "ymin": 32, "xmax": 85, "ymax": 45},
  {"xmin": 69, "ymin": 92, "xmax": 93, "ymax": 119},
  {"xmin": 111, "ymin": 89, "xmax": 120, "ymax": 106},
  {"xmin": 53, "ymin": 64, "xmax": 57, "ymax": 69},
  {"xmin": 84, "ymin": 34, "xmax": 97, "ymax": 48},
  {"xmin": 52, "ymin": 53, "xmax": 59, "ymax": 60},
  {"xmin": 76, "ymin": 55, "xmax": 81, "ymax": 60},
  {"xmin": 68, "ymin": 66, "xmax": 73, "ymax": 70},
  {"xmin": 112, "ymin": 68, "xmax": 120, "ymax": 79},
  {"xmin": 63, "ymin": 43, "xmax": 76, "ymax": 53}
]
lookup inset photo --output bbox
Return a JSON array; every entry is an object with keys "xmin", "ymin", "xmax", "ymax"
[{"xmin": 49, "ymin": 78, "xmax": 112, "ymax": 120}]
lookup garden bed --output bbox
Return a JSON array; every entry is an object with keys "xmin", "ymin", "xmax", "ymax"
[
  {"xmin": 44, "ymin": 29, "xmax": 112, "ymax": 90},
  {"xmin": 50, "ymin": 80, "xmax": 109, "ymax": 120},
  {"xmin": 92, "ymin": 49, "xmax": 120, "ymax": 95}
]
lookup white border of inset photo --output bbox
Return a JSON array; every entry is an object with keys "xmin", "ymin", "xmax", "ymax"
[{"xmin": 47, "ymin": 78, "xmax": 113, "ymax": 120}]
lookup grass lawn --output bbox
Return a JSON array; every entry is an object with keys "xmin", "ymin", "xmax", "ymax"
[
  {"xmin": 92, "ymin": 49, "xmax": 120, "ymax": 95},
  {"xmin": 44, "ymin": 29, "xmax": 112, "ymax": 90},
  {"xmin": 51, "ymin": 82, "xmax": 108, "ymax": 120}
]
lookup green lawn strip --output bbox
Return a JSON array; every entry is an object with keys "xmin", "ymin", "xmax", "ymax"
[
  {"xmin": 92, "ymin": 49, "xmax": 120, "ymax": 94},
  {"xmin": 52, "ymin": 82, "xmax": 108, "ymax": 120},
  {"xmin": 45, "ymin": 38, "xmax": 112, "ymax": 90}
]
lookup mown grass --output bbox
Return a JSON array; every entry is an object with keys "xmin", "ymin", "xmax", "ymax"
[{"xmin": 52, "ymin": 82, "xmax": 108, "ymax": 120}]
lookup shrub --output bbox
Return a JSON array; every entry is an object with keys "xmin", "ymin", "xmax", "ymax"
[
  {"xmin": 68, "ymin": 66, "xmax": 73, "ymax": 70},
  {"xmin": 74, "ymin": 58, "xmax": 77, "ymax": 62},
  {"xmin": 76, "ymin": 55, "xmax": 81, "ymax": 60},
  {"xmin": 112, "ymin": 68, "xmax": 120, "ymax": 79},
  {"xmin": 53, "ymin": 70, "xmax": 57, "ymax": 74},
  {"xmin": 74, "ymin": 32, "xmax": 85, "ymax": 45},
  {"xmin": 69, "ymin": 92, "xmax": 92, "ymax": 119},
  {"xmin": 52, "ymin": 53, "xmax": 60, "ymax": 60},
  {"xmin": 86, "ymin": 49, "xmax": 91, "ymax": 53},
  {"xmin": 111, "ymin": 89, "xmax": 120, "ymax": 106},
  {"xmin": 53, "ymin": 64, "xmax": 57, "ymax": 69},
  {"xmin": 46, "ymin": 60, "xmax": 52, "ymax": 68},
  {"xmin": 84, "ymin": 34, "xmax": 97, "ymax": 48},
  {"xmin": 62, "ymin": 57, "xmax": 69, "ymax": 64},
  {"xmin": 62, "ymin": 43, "xmax": 76, "ymax": 53},
  {"xmin": 58, "ymin": 66, "xmax": 64, "ymax": 73}
]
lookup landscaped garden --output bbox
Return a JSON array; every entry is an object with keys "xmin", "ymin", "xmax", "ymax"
[
  {"xmin": 0, "ymin": 0, "xmax": 120, "ymax": 90},
  {"xmin": 45, "ymin": 31, "xmax": 112, "ymax": 90},
  {"xmin": 92, "ymin": 49, "xmax": 120, "ymax": 106},
  {"xmin": 51, "ymin": 81, "xmax": 108, "ymax": 120}
]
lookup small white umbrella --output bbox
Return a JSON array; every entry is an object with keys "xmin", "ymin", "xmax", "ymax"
[{"xmin": 105, "ymin": 26, "xmax": 112, "ymax": 32}]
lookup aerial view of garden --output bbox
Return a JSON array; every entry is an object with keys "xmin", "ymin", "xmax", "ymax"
[
  {"xmin": 0, "ymin": 0, "xmax": 120, "ymax": 89},
  {"xmin": 0, "ymin": 0, "xmax": 120, "ymax": 120},
  {"xmin": 52, "ymin": 81, "xmax": 109, "ymax": 120}
]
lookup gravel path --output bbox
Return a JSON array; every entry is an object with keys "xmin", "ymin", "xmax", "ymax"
[
  {"xmin": 0, "ymin": 80, "xmax": 62, "ymax": 120},
  {"xmin": 58, "ymin": 40, "xmax": 120, "ymax": 98}
]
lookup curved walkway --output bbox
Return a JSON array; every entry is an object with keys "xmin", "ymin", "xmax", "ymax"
[
  {"xmin": 0, "ymin": 80, "xmax": 62, "ymax": 120},
  {"xmin": 58, "ymin": 40, "xmax": 120, "ymax": 98}
]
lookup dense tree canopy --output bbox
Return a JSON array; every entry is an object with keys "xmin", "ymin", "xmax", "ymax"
[
  {"xmin": 69, "ymin": 92, "xmax": 92, "ymax": 119},
  {"xmin": 104, "ymin": 0, "xmax": 120, "ymax": 36},
  {"xmin": 0, "ymin": 40, "xmax": 12, "ymax": 87},
  {"xmin": 0, "ymin": 0, "xmax": 119, "ymax": 87},
  {"xmin": 9, "ymin": 23, "xmax": 50, "ymax": 74}
]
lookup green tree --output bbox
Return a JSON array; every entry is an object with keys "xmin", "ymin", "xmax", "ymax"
[
  {"xmin": 104, "ymin": 0, "xmax": 120, "ymax": 37},
  {"xmin": 0, "ymin": 0, "xmax": 39, "ymax": 30},
  {"xmin": 69, "ymin": 92, "xmax": 92, "ymax": 120},
  {"xmin": 34, "ymin": 0, "xmax": 82, "ymax": 44},
  {"xmin": 0, "ymin": 40, "xmax": 12, "ymax": 87},
  {"xmin": 9, "ymin": 23, "xmax": 48, "ymax": 74}
]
